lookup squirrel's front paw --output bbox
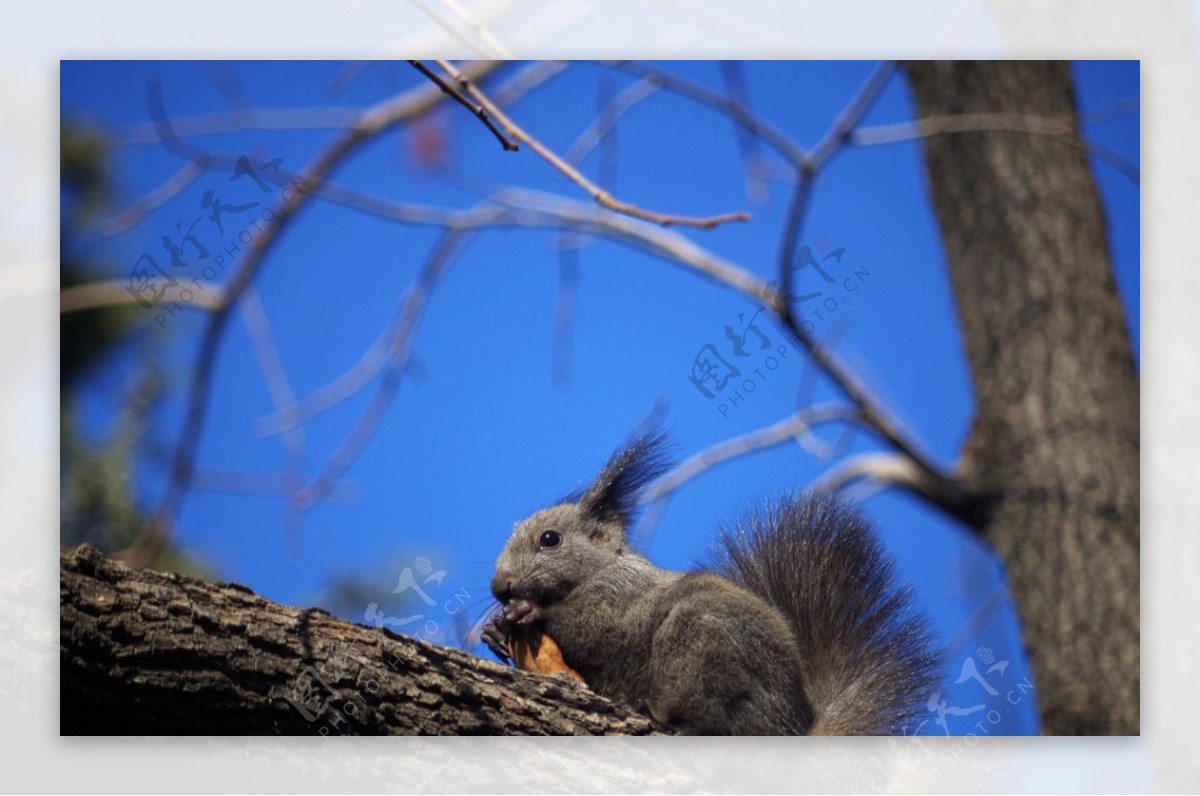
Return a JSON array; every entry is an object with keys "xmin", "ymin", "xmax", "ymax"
[
  {"xmin": 482, "ymin": 613, "xmax": 512, "ymax": 664},
  {"xmin": 503, "ymin": 598, "xmax": 544, "ymax": 628}
]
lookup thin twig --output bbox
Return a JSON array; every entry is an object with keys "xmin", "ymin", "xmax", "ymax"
[
  {"xmin": 563, "ymin": 76, "xmax": 661, "ymax": 166},
  {"xmin": 97, "ymin": 160, "xmax": 208, "ymax": 235},
  {"xmin": 550, "ymin": 75, "xmax": 650, "ymax": 390},
  {"xmin": 105, "ymin": 63, "xmax": 577, "ymax": 148},
  {"xmin": 775, "ymin": 170, "xmax": 815, "ymax": 317},
  {"xmin": 851, "ymin": 101, "xmax": 1139, "ymax": 146},
  {"xmin": 778, "ymin": 61, "xmax": 895, "ymax": 305},
  {"xmin": 552, "ymin": 231, "xmax": 581, "ymax": 392},
  {"xmin": 326, "ymin": 61, "xmax": 375, "ymax": 97},
  {"xmin": 793, "ymin": 312, "xmax": 859, "ymax": 460},
  {"xmin": 490, "ymin": 60, "xmax": 571, "ymax": 108},
  {"xmin": 434, "ymin": 59, "xmax": 751, "ymax": 230},
  {"xmin": 852, "ymin": 109, "xmax": 1140, "ymax": 184},
  {"xmin": 598, "ymin": 60, "xmax": 812, "ymax": 170},
  {"xmin": 757, "ymin": 60, "xmax": 950, "ymax": 489},
  {"xmin": 814, "ymin": 451, "xmax": 983, "ymax": 528},
  {"xmin": 408, "ymin": 60, "xmax": 519, "ymax": 151},
  {"xmin": 239, "ymin": 286, "xmax": 308, "ymax": 551},
  {"xmin": 60, "ymin": 279, "xmax": 224, "ymax": 314},
  {"xmin": 594, "ymin": 76, "xmax": 621, "ymax": 191},
  {"xmin": 644, "ymin": 403, "xmax": 858, "ymax": 503},
  {"xmin": 112, "ymin": 107, "xmax": 366, "ymax": 148},
  {"xmin": 295, "ymin": 229, "xmax": 470, "ymax": 508},
  {"xmin": 251, "ymin": 315, "xmax": 397, "ymax": 437},
  {"xmin": 810, "ymin": 60, "xmax": 897, "ymax": 169},
  {"xmin": 719, "ymin": 61, "xmax": 770, "ymax": 204},
  {"xmin": 189, "ymin": 469, "xmax": 364, "ymax": 502}
]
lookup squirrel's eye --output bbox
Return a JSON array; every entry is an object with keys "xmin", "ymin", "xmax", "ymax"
[{"xmin": 538, "ymin": 530, "xmax": 561, "ymax": 548}]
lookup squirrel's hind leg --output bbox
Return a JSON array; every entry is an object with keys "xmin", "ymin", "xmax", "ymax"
[{"xmin": 646, "ymin": 574, "xmax": 809, "ymax": 735}]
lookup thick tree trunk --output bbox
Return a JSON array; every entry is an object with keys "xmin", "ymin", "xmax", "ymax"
[
  {"xmin": 904, "ymin": 61, "xmax": 1140, "ymax": 735},
  {"xmin": 59, "ymin": 545, "xmax": 661, "ymax": 735}
]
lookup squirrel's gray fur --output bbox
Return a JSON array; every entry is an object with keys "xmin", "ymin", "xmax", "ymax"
[{"xmin": 485, "ymin": 430, "xmax": 939, "ymax": 735}]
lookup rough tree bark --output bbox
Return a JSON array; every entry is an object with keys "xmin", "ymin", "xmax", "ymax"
[
  {"xmin": 905, "ymin": 61, "xmax": 1140, "ymax": 735},
  {"xmin": 60, "ymin": 545, "xmax": 661, "ymax": 735}
]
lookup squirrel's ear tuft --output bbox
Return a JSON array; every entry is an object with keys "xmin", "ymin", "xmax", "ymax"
[{"xmin": 579, "ymin": 429, "xmax": 673, "ymax": 527}]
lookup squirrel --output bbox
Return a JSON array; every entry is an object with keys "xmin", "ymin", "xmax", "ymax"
[{"xmin": 483, "ymin": 430, "xmax": 940, "ymax": 735}]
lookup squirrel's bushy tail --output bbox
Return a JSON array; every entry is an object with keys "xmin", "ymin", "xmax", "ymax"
[{"xmin": 713, "ymin": 491, "xmax": 939, "ymax": 736}]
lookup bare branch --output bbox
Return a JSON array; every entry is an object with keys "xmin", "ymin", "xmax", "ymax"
[
  {"xmin": 774, "ymin": 170, "xmax": 815, "ymax": 316},
  {"xmin": 778, "ymin": 306, "xmax": 949, "ymax": 492},
  {"xmin": 939, "ymin": 583, "xmax": 1013, "ymax": 660},
  {"xmin": 851, "ymin": 100, "xmax": 1139, "ymax": 146},
  {"xmin": 851, "ymin": 108, "xmax": 1140, "ymax": 184},
  {"xmin": 189, "ymin": 469, "xmax": 364, "ymax": 503},
  {"xmin": 777, "ymin": 61, "xmax": 895, "ymax": 311},
  {"xmin": 61, "ymin": 279, "xmax": 224, "ymax": 314},
  {"xmin": 104, "ymin": 62, "xmax": 579, "ymax": 149},
  {"xmin": 551, "ymin": 233, "xmax": 581, "ymax": 391},
  {"xmin": 550, "ymin": 75, "xmax": 652, "ymax": 389},
  {"xmin": 719, "ymin": 61, "xmax": 770, "ymax": 204},
  {"xmin": 792, "ymin": 314, "xmax": 860, "ymax": 460},
  {"xmin": 408, "ymin": 60, "xmax": 519, "ymax": 151},
  {"xmin": 813, "ymin": 451, "xmax": 983, "ymax": 528},
  {"xmin": 97, "ymin": 160, "xmax": 208, "ymax": 235},
  {"xmin": 295, "ymin": 229, "xmax": 470, "ymax": 509},
  {"xmin": 110, "ymin": 106, "xmax": 364, "ymax": 148},
  {"xmin": 564, "ymin": 76, "xmax": 661, "ymax": 166},
  {"xmin": 644, "ymin": 403, "xmax": 858, "ymax": 503},
  {"xmin": 434, "ymin": 59, "xmax": 751, "ymax": 230},
  {"xmin": 251, "ymin": 317, "xmax": 396, "ymax": 437},
  {"xmin": 238, "ymin": 286, "xmax": 308, "ymax": 550},
  {"xmin": 598, "ymin": 61, "xmax": 811, "ymax": 170},
  {"xmin": 490, "ymin": 60, "xmax": 571, "ymax": 108},
  {"xmin": 594, "ymin": 76, "xmax": 621, "ymax": 191},
  {"xmin": 745, "ymin": 61, "xmax": 951, "ymax": 495},
  {"xmin": 810, "ymin": 61, "xmax": 896, "ymax": 168},
  {"xmin": 326, "ymin": 61, "xmax": 375, "ymax": 97}
]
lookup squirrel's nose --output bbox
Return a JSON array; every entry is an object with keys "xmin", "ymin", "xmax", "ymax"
[{"xmin": 491, "ymin": 574, "xmax": 514, "ymax": 604}]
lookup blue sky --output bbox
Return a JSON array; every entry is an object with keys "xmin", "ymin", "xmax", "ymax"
[{"xmin": 61, "ymin": 60, "xmax": 1139, "ymax": 736}]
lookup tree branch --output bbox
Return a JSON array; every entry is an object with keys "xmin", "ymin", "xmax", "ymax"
[
  {"xmin": 407, "ymin": 60, "xmax": 519, "ymax": 151},
  {"xmin": 238, "ymin": 286, "xmax": 307, "ymax": 548},
  {"xmin": 60, "ymin": 545, "xmax": 661, "ymax": 735},
  {"xmin": 812, "ymin": 451, "xmax": 984, "ymax": 527},
  {"xmin": 851, "ymin": 106, "xmax": 1141, "ymax": 184},
  {"xmin": 60, "ymin": 279, "xmax": 224, "ymax": 313},
  {"xmin": 430, "ymin": 59, "xmax": 752, "ymax": 229},
  {"xmin": 295, "ymin": 229, "xmax": 469, "ymax": 509},
  {"xmin": 599, "ymin": 60, "xmax": 812, "ymax": 170},
  {"xmin": 644, "ymin": 403, "xmax": 858, "ymax": 503}
]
